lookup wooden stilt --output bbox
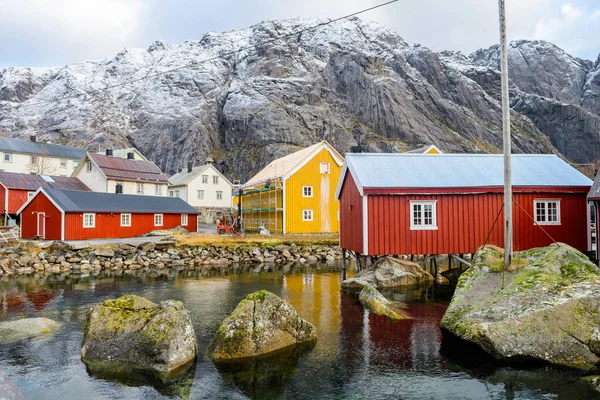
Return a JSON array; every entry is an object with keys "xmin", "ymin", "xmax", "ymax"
[
  {"xmin": 459, "ymin": 253, "xmax": 464, "ymax": 270},
  {"xmin": 433, "ymin": 256, "xmax": 438, "ymax": 278},
  {"xmin": 448, "ymin": 254, "xmax": 453, "ymax": 270},
  {"xmin": 410, "ymin": 254, "xmax": 414, "ymax": 262},
  {"xmin": 355, "ymin": 251, "xmax": 361, "ymax": 272},
  {"xmin": 366, "ymin": 256, "xmax": 372, "ymax": 268}
]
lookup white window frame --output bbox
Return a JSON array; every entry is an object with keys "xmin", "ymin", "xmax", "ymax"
[
  {"xmin": 136, "ymin": 183, "xmax": 144, "ymax": 194},
  {"xmin": 320, "ymin": 162, "xmax": 330, "ymax": 174},
  {"xmin": 181, "ymin": 214, "xmax": 188, "ymax": 226},
  {"xmin": 175, "ymin": 189, "xmax": 180, "ymax": 198},
  {"xmin": 83, "ymin": 213, "xmax": 96, "ymax": 228},
  {"xmin": 202, "ymin": 175, "xmax": 208, "ymax": 184},
  {"xmin": 410, "ymin": 200, "xmax": 438, "ymax": 230},
  {"xmin": 169, "ymin": 191, "xmax": 174, "ymax": 197},
  {"xmin": 302, "ymin": 186, "xmax": 313, "ymax": 198},
  {"xmin": 60, "ymin": 159, "xmax": 68, "ymax": 168},
  {"xmin": 197, "ymin": 190, "xmax": 204, "ymax": 200},
  {"xmin": 120, "ymin": 213, "xmax": 131, "ymax": 227},
  {"xmin": 216, "ymin": 190, "xmax": 223, "ymax": 200},
  {"xmin": 302, "ymin": 209, "xmax": 313, "ymax": 221},
  {"xmin": 3, "ymin": 153, "xmax": 12, "ymax": 163},
  {"xmin": 86, "ymin": 161, "xmax": 93, "ymax": 172},
  {"xmin": 155, "ymin": 185, "xmax": 162, "ymax": 195},
  {"xmin": 533, "ymin": 199, "xmax": 561, "ymax": 225},
  {"xmin": 27, "ymin": 191, "xmax": 35, "ymax": 200},
  {"xmin": 213, "ymin": 175, "xmax": 219, "ymax": 184},
  {"xmin": 154, "ymin": 214, "xmax": 163, "ymax": 226}
]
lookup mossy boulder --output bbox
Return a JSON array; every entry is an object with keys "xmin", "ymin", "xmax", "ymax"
[
  {"xmin": 584, "ymin": 376, "xmax": 600, "ymax": 393},
  {"xmin": 207, "ymin": 290, "xmax": 317, "ymax": 361},
  {"xmin": 81, "ymin": 295, "xmax": 197, "ymax": 381},
  {"xmin": 358, "ymin": 284, "xmax": 404, "ymax": 321},
  {"xmin": 342, "ymin": 256, "xmax": 434, "ymax": 289},
  {"xmin": 0, "ymin": 317, "xmax": 61, "ymax": 344},
  {"xmin": 441, "ymin": 244, "xmax": 600, "ymax": 370}
]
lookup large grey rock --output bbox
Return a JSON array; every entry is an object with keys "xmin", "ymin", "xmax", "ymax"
[
  {"xmin": 207, "ymin": 290, "xmax": 316, "ymax": 361},
  {"xmin": 358, "ymin": 284, "xmax": 404, "ymax": 321},
  {"xmin": 81, "ymin": 295, "xmax": 197, "ymax": 381},
  {"xmin": 0, "ymin": 317, "xmax": 61, "ymax": 344},
  {"xmin": 342, "ymin": 257, "xmax": 434, "ymax": 289},
  {"xmin": 441, "ymin": 244, "xmax": 600, "ymax": 370}
]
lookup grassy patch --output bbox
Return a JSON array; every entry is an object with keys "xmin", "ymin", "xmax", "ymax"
[{"xmin": 174, "ymin": 233, "xmax": 339, "ymax": 248}]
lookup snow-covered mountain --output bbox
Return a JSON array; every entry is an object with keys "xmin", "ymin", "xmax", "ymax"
[{"xmin": 1, "ymin": 17, "xmax": 599, "ymax": 180}]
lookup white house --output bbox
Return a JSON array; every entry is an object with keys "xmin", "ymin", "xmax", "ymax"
[
  {"xmin": 168, "ymin": 158, "xmax": 233, "ymax": 223},
  {"xmin": 96, "ymin": 147, "xmax": 148, "ymax": 161},
  {"xmin": 73, "ymin": 151, "xmax": 169, "ymax": 196},
  {"xmin": 0, "ymin": 136, "xmax": 86, "ymax": 176}
]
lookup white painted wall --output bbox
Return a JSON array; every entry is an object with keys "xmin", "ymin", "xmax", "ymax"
[
  {"xmin": 106, "ymin": 180, "xmax": 168, "ymax": 196},
  {"xmin": 75, "ymin": 160, "xmax": 168, "ymax": 195},
  {"xmin": 0, "ymin": 152, "xmax": 80, "ymax": 176},
  {"xmin": 169, "ymin": 165, "xmax": 232, "ymax": 208},
  {"xmin": 75, "ymin": 161, "xmax": 106, "ymax": 192}
]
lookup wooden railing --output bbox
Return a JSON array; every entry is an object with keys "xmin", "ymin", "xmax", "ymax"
[{"xmin": 0, "ymin": 226, "xmax": 20, "ymax": 245}]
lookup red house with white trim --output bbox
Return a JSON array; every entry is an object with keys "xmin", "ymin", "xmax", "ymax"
[
  {"xmin": 335, "ymin": 154, "xmax": 592, "ymax": 256},
  {"xmin": 18, "ymin": 188, "xmax": 198, "ymax": 240}
]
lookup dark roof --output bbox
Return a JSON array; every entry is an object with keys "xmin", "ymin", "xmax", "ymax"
[
  {"xmin": 89, "ymin": 153, "xmax": 169, "ymax": 183},
  {"xmin": 0, "ymin": 137, "xmax": 86, "ymax": 159},
  {"xmin": 38, "ymin": 188, "xmax": 198, "ymax": 213},
  {"xmin": 588, "ymin": 173, "xmax": 600, "ymax": 200},
  {"xmin": 0, "ymin": 172, "xmax": 90, "ymax": 191}
]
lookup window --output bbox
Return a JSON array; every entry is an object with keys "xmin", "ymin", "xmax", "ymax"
[
  {"xmin": 216, "ymin": 191, "xmax": 223, "ymax": 200},
  {"xmin": 136, "ymin": 183, "xmax": 144, "ymax": 194},
  {"xmin": 175, "ymin": 190, "xmax": 180, "ymax": 197},
  {"xmin": 30, "ymin": 156, "xmax": 38, "ymax": 165},
  {"xmin": 320, "ymin": 162, "xmax": 330, "ymax": 174},
  {"xmin": 197, "ymin": 190, "xmax": 204, "ymax": 200},
  {"xmin": 73, "ymin": 161, "xmax": 79, "ymax": 168},
  {"xmin": 86, "ymin": 161, "xmax": 93, "ymax": 173},
  {"xmin": 83, "ymin": 213, "xmax": 95, "ymax": 228},
  {"xmin": 534, "ymin": 199, "xmax": 560, "ymax": 225},
  {"xmin": 3, "ymin": 153, "xmax": 12, "ymax": 163},
  {"xmin": 169, "ymin": 191, "xmax": 174, "ymax": 197},
  {"xmin": 154, "ymin": 214, "xmax": 163, "ymax": 226},
  {"xmin": 115, "ymin": 182, "xmax": 123, "ymax": 194},
  {"xmin": 181, "ymin": 214, "xmax": 188, "ymax": 226},
  {"xmin": 410, "ymin": 201, "xmax": 437, "ymax": 230},
  {"xmin": 202, "ymin": 175, "xmax": 208, "ymax": 184},
  {"xmin": 213, "ymin": 175, "xmax": 219, "ymax": 184},
  {"xmin": 120, "ymin": 213, "xmax": 131, "ymax": 227},
  {"xmin": 302, "ymin": 186, "xmax": 313, "ymax": 197},
  {"xmin": 27, "ymin": 192, "xmax": 35, "ymax": 199},
  {"xmin": 303, "ymin": 209, "xmax": 313, "ymax": 221},
  {"xmin": 60, "ymin": 159, "xmax": 67, "ymax": 168},
  {"xmin": 155, "ymin": 185, "xmax": 162, "ymax": 195}
]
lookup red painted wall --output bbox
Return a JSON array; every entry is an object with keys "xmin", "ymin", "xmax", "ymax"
[
  {"xmin": 338, "ymin": 171, "xmax": 363, "ymax": 254},
  {"xmin": 0, "ymin": 186, "xmax": 5, "ymax": 214},
  {"xmin": 64, "ymin": 213, "xmax": 198, "ymax": 240},
  {"xmin": 363, "ymin": 191, "xmax": 588, "ymax": 256},
  {"xmin": 20, "ymin": 194, "xmax": 63, "ymax": 240},
  {"xmin": 8, "ymin": 190, "xmax": 30, "ymax": 214}
]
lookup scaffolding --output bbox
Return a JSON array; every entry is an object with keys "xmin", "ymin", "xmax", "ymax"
[{"xmin": 239, "ymin": 181, "xmax": 284, "ymax": 234}]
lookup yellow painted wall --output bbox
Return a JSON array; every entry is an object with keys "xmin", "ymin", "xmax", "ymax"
[
  {"xmin": 284, "ymin": 148, "xmax": 341, "ymax": 234},
  {"xmin": 238, "ymin": 184, "xmax": 284, "ymax": 234}
]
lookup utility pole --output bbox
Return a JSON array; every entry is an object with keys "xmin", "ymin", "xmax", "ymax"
[{"xmin": 498, "ymin": 0, "xmax": 512, "ymax": 269}]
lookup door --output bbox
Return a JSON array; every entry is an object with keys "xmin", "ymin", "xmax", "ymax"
[{"xmin": 37, "ymin": 212, "xmax": 45, "ymax": 239}]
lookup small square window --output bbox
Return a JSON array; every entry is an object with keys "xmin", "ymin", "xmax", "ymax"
[
  {"xmin": 213, "ymin": 175, "xmax": 219, "ymax": 184},
  {"xmin": 27, "ymin": 192, "xmax": 35, "ymax": 199},
  {"xmin": 202, "ymin": 175, "xmax": 208, "ymax": 184},
  {"xmin": 320, "ymin": 162, "xmax": 330, "ymax": 174},
  {"xmin": 302, "ymin": 186, "xmax": 313, "ymax": 197},
  {"xmin": 3, "ymin": 153, "xmax": 12, "ymax": 163},
  {"xmin": 169, "ymin": 191, "xmax": 174, "ymax": 197},
  {"xmin": 302, "ymin": 209, "xmax": 313, "ymax": 221},
  {"xmin": 216, "ymin": 191, "xmax": 223, "ymax": 200},
  {"xmin": 120, "ymin": 213, "xmax": 131, "ymax": 227},
  {"xmin": 197, "ymin": 190, "xmax": 204, "ymax": 200},
  {"xmin": 154, "ymin": 214, "xmax": 163, "ymax": 226},
  {"xmin": 83, "ymin": 213, "xmax": 95, "ymax": 228},
  {"xmin": 136, "ymin": 183, "xmax": 144, "ymax": 194},
  {"xmin": 410, "ymin": 201, "xmax": 437, "ymax": 230},
  {"xmin": 86, "ymin": 161, "xmax": 93, "ymax": 172},
  {"xmin": 60, "ymin": 159, "xmax": 67, "ymax": 168},
  {"xmin": 181, "ymin": 214, "xmax": 188, "ymax": 226},
  {"xmin": 534, "ymin": 199, "xmax": 560, "ymax": 225},
  {"xmin": 155, "ymin": 185, "xmax": 162, "ymax": 195}
]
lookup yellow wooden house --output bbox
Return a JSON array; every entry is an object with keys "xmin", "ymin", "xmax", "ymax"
[
  {"xmin": 238, "ymin": 141, "xmax": 343, "ymax": 234},
  {"xmin": 405, "ymin": 144, "xmax": 443, "ymax": 154}
]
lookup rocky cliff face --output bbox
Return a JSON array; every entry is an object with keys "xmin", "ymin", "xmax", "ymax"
[{"xmin": 0, "ymin": 17, "xmax": 599, "ymax": 180}]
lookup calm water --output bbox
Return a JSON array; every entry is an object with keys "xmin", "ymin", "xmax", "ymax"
[{"xmin": 0, "ymin": 263, "xmax": 597, "ymax": 400}]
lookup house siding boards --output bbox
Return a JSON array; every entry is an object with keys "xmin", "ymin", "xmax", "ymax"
[
  {"xmin": 339, "ymin": 172, "xmax": 363, "ymax": 253},
  {"xmin": 168, "ymin": 164, "xmax": 233, "ymax": 209},
  {"xmin": 20, "ymin": 193, "xmax": 62, "ymax": 240}
]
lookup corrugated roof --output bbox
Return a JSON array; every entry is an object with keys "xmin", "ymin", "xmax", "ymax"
[
  {"xmin": 0, "ymin": 137, "xmax": 86, "ymax": 159},
  {"xmin": 34, "ymin": 188, "xmax": 198, "ymax": 213},
  {"xmin": 0, "ymin": 172, "xmax": 90, "ymax": 191},
  {"xmin": 168, "ymin": 165, "xmax": 211, "ymax": 186},
  {"xmin": 243, "ymin": 141, "xmax": 344, "ymax": 188},
  {"xmin": 89, "ymin": 153, "xmax": 169, "ymax": 183},
  {"xmin": 336, "ymin": 154, "xmax": 592, "ymax": 198}
]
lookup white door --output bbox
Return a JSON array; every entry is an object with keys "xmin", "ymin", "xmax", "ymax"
[{"xmin": 37, "ymin": 213, "xmax": 45, "ymax": 239}]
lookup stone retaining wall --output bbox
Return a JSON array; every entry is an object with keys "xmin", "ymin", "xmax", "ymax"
[{"xmin": 0, "ymin": 241, "xmax": 345, "ymax": 276}]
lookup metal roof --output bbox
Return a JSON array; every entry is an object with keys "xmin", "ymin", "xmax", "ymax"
[
  {"xmin": 0, "ymin": 137, "xmax": 86, "ymax": 159},
  {"xmin": 89, "ymin": 153, "xmax": 169, "ymax": 183},
  {"xmin": 33, "ymin": 188, "xmax": 198, "ymax": 213},
  {"xmin": 336, "ymin": 154, "xmax": 593, "ymax": 198},
  {"xmin": 0, "ymin": 172, "xmax": 90, "ymax": 191},
  {"xmin": 587, "ymin": 172, "xmax": 600, "ymax": 200}
]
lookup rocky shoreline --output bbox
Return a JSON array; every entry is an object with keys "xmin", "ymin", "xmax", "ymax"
[{"xmin": 0, "ymin": 241, "xmax": 345, "ymax": 277}]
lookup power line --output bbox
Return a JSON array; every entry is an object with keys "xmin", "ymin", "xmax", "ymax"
[{"xmin": 16, "ymin": 0, "xmax": 399, "ymax": 109}]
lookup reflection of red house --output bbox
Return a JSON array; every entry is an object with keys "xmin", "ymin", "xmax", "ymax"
[{"xmin": 26, "ymin": 288, "xmax": 59, "ymax": 311}]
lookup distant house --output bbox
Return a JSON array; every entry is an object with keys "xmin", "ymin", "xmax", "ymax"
[
  {"xmin": 404, "ymin": 144, "xmax": 443, "ymax": 154},
  {"xmin": 18, "ymin": 189, "xmax": 198, "ymax": 240},
  {"xmin": 73, "ymin": 151, "xmax": 169, "ymax": 196},
  {"xmin": 336, "ymin": 154, "xmax": 592, "ymax": 257},
  {"xmin": 0, "ymin": 172, "xmax": 90, "ymax": 224},
  {"xmin": 0, "ymin": 136, "xmax": 86, "ymax": 176},
  {"xmin": 168, "ymin": 158, "xmax": 234, "ymax": 223},
  {"xmin": 240, "ymin": 141, "xmax": 343, "ymax": 234},
  {"xmin": 96, "ymin": 147, "xmax": 148, "ymax": 161}
]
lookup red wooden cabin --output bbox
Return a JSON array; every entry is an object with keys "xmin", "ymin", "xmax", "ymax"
[
  {"xmin": 335, "ymin": 154, "xmax": 592, "ymax": 256},
  {"xmin": 0, "ymin": 172, "xmax": 89, "ymax": 222},
  {"xmin": 18, "ymin": 188, "xmax": 198, "ymax": 240}
]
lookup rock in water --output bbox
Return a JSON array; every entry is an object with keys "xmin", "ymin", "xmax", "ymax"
[
  {"xmin": 358, "ymin": 284, "xmax": 404, "ymax": 321},
  {"xmin": 81, "ymin": 295, "xmax": 197, "ymax": 381},
  {"xmin": 0, "ymin": 317, "xmax": 61, "ymax": 344},
  {"xmin": 441, "ymin": 244, "xmax": 600, "ymax": 370},
  {"xmin": 342, "ymin": 257, "xmax": 434, "ymax": 289},
  {"xmin": 584, "ymin": 376, "xmax": 600, "ymax": 394},
  {"xmin": 0, "ymin": 368, "xmax": 24, "ymax": 400},
  {"xmin": 207, "ymin": 290, "xmax": 317, "ymax": 361}
]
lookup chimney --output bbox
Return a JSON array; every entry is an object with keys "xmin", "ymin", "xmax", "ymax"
[
  {"xmin": 127, "ymin": 152, "xmax": 134, "ymax": 159},
  {"xmin": 105, "ymin": 148, "xmax": 113, "ymax": 156},
  {"xmin": 187, "ymin": 161, "xmax": 193, "ymax": 173},
  {"xmin": 30, "ymin": 135, "xmax": 37, "ymax": 143},
  {"xmin": 178, "ymin": 168, "xmax": 183, "ymax": 173}
]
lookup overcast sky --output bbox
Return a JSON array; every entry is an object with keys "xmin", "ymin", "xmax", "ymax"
[{"xmin": 1, "ymin": 0, "xmax": 599, "ymax": 68}]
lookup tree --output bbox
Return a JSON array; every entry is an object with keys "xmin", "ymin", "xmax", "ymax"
[{"xmin": 27, "ymin": 146, "xmax": 58, "ymax": 175}]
